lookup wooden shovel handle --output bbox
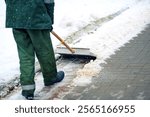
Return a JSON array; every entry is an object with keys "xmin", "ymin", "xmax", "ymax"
[{"xmin": 51, "ymin": 31, "xmax": 75, "ymax": 53}]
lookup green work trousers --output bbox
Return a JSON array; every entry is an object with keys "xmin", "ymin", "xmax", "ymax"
[{"xmin": 12, "ymin": 29, "xmax": 57, "ymax": 92}]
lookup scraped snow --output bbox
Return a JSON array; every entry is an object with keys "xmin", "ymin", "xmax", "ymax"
[{"xmin": 73, "ymin": 60, "xmax": 102, "ymax": 86}]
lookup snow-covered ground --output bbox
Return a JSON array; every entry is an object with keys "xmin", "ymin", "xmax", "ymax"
[{"xmin": 1, "ymin": 0, "xmax": 150, "ymax": 99}]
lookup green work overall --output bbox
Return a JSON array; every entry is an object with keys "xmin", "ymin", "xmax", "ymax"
[
  {"xmin": 13, "ymin": 29, "xmax": 57, "ymax": 93},
  {"xmin": 5, "ymin": 0, "xmax": 56, "ymax": 95}
]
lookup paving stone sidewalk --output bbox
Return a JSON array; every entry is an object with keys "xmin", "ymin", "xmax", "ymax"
[{"xmin": 63, "ymin": 26, "xmax": 150, "ymax": 100}]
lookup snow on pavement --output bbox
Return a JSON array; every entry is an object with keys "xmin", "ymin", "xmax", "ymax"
[
  {"xmin": 1, "ymin": 0, "xmax": 150, "ymax": 99},
  {"xmin": 73, "ymin": 0, "xmax": 150, "ymax": 87}
]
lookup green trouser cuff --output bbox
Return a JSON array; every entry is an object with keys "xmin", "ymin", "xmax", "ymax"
[{"xmin": 43, "ymin": 69, "xmax": 57, "ymax": 85}]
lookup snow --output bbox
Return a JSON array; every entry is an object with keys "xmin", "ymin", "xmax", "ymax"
[
  {"xmin": 0, "ymin": 0, "xmax": 150, "ymax": 99},
  {"xmin": 54, "ymin": 0, "xmax": 138, "ymax": 38},
  {"xmin": 0, "ymin": 1, "xmax": 19, "ymax": 84},
  {"xmin": 74, "ymin": 0, "xmax": 150, "ymax": 86}
]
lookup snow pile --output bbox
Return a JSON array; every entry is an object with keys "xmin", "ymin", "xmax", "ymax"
[
  {"xmin": 73, "ymin": 60, "xmax": 102, "ymax": 86},
  {"xmin": 77, "ymin": 60, "xmax": 101, "ymax": 77}
]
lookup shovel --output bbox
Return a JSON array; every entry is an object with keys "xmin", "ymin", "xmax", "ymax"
[{"xmin": 51, "ymin": 31, "xmax": 96, "ymax": 60}]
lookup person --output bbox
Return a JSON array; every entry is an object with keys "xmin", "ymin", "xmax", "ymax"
[{"xmin": 5, "ymin": 0, "xmax": 64, "ymax": 100}]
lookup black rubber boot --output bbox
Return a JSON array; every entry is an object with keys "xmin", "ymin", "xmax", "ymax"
[
  {"xmin": 45, "ymin": 71, "xmax": 65, "ymax": 86},
  {"xmin": 22, "ymin": 90, "xmax": 34, "ymax": 100}
]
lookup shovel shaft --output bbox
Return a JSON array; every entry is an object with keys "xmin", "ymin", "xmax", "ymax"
[{"xmin": 51, "ymin": 31, "xmax": 75, "ymax": 53}]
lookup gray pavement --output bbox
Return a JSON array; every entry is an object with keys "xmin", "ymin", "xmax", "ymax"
[{"xmin": 63, "ymin": 25, "xmax": 150, "ymax": 100}]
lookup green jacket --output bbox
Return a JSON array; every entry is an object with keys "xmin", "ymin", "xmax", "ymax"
[{"xmin": 5, "ymin": 0, "xmax": 54, "ymax": 29}]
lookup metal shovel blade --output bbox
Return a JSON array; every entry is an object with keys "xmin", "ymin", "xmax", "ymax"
[{"xmin": 55, "ymin": 47, "xmax": 96, "ymax": 60}]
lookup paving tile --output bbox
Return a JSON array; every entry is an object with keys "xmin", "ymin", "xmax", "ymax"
[{"xmin": 63, "ymin": 26, "xmax": 150, "ymax": 100}]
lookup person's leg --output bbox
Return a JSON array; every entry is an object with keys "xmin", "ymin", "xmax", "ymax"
[
  {"xmin": 12, "ymin": 29, "xmax": 35, "ymax": 99},
  {"xmin": 27, "ymin": 29, "xmax": 59, "ymax": 86}
]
